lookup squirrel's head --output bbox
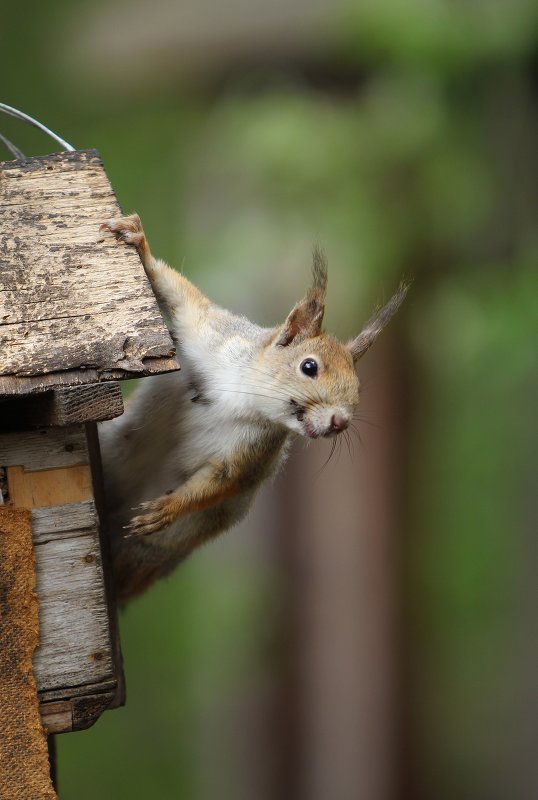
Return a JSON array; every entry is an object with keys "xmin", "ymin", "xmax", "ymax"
[{"xmin": 260, "ymin": 248, "xmax": 408, "ymax": 439}]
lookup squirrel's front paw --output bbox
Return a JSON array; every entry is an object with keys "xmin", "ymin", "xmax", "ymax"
[
  {"xmin": 124, "ymin": 497, "xmax": 175, "ymax": 537},
  {"xmin": 100, "ymin": 213, "xmax": 146, "ymax": 251}
]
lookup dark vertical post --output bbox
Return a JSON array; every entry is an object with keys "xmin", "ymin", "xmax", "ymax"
[{"xmin": 47, "ymin": 735, "xmax": 57, "ymax": 792}]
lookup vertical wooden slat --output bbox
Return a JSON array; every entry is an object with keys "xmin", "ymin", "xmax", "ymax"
[{"xmin": 0, "ymin": 424, "xmax": 122, "ymax": 730}]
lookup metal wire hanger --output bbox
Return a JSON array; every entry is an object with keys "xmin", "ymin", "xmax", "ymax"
[{"xmin": 0, "ymin": 102, "xmax": 75, "ymax": 159}]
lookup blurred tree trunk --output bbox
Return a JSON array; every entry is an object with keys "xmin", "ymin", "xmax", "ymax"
[{"xmin": 274, "ymin": 337, "xmax": 408, "ymax": 800}]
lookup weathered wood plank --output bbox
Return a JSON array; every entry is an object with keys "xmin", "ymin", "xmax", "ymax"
[
  {"xmin": 71, "ymin": 692, "xmax": 116, "ymax": 731},
  {"xmin": 40, "ymin": 702, "xmax": 73, "ymax": 735},
  {"xmin": 7, "ymin": 465, "xmax": 93, "ymax": 508},
  {"xmin": 40, "ymin": 690, "xmax": 118, "ymax": 734},
  {"xmin": 0, "ymin": 423, "xmax": 122, "ymax": 730},
  {"xmin": 1, "ymin": 424, "xmax": 117, "ymax": 696},
  {"xmin": 0, "ymin": 425, "xmax": 88, "ymax": 470},
  {"xmin": 0, "ymin": 149, "xmax": 179, "ymax": 393},
  {"xmin": 0, "ymin": 357, "xmax": 179, "ymax": 396},
  {"xmin": 85, "ymin": 420, "xmax": 126, "ymax": 710},
  {"xmin": 33, "ymin": 533, "xmax": 114, "ymax": 691},
  {"xmin": 39, "ymin": 678, "xmax": 118, "ymax": 704},
  {"xmin": 32, "ymin": 501, "xmax": 97, "ymax": 544},
  {"xmin": 48, "ymin": 383, "xmax": 124, "ymax": 425},
  {"xmin": 0, "ymin": 383, "xmax": 124, "ymax": 429}
]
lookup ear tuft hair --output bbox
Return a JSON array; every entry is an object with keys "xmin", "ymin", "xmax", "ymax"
[
  {"xmin": 273, "ymin": 247, "xmax": 328, "ymax": 347},
  {"xmin": 311, "ymin": 245, "xmax": 328, "ymax": 297},
  {"xmin": 348, "ymin": 280, "xmax": 410, "ymax": 362}
]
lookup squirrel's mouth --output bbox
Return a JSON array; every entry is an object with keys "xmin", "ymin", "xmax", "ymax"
[
  {"xmin": 303, "ymin": 419, "xmax": 319, "ymax": 439},
  {"xmin": 290, "ymin": 399, "xmax": 305, "ymax": 423},
  {"xmin": 290, "ymin": 400, "xmax": 319, "ymax": 439}
]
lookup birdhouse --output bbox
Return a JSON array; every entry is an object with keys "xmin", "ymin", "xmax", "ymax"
[{"xmin": 0, "ymin": 149, "xmax": 178, "ymax": 736}]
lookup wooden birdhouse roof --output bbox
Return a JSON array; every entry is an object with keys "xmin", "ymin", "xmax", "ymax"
[{"xmin": 0, "ymin": 149, "xmax": 178, "ymax": 397}]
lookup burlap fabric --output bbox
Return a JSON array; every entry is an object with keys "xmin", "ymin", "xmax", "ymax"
[{"xmin": 0, "ymin": 507, "xmax": 56, "ymax": 800}]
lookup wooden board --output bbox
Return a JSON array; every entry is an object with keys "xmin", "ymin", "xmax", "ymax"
[
  {"xmin": 0, "ymin": 426, "xmax": 89, "ymax": 470},
  {"xmin": 6, "ymin": 465, "xmax": 93, "ymax": 507},
  {"xmin": 0, "ymin": 149, "xmax": 179, "ymax": 396},
  {"xmin": 0, "ymin": 383, "xmax": 124, "ymax": 429},
  {"xmin": 34, "ymin": 532, "xmax": 114, "ymax": 691},
  {"xmin": 0, "ymin": 423, "xmax": 122, "ymax": 732}
]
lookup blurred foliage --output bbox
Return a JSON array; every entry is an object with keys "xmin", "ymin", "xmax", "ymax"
[
  {"xmin": 1, "ymin": 0, "xmax": 537, "ymax": 797},
  {"xmin": 342, "ymin": 0, "xmax": 538, "ymax": 71}
]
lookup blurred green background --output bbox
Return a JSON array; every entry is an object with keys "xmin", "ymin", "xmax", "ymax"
[{"xmin": 2, "ymin": 0, "xmax": 537, "ymax": 798}]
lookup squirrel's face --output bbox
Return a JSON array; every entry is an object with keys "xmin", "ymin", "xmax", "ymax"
[
  {"xmin": 260, "ymin": 250, "xmax": 408, "ymax": 439},
  {"xmin": 262, "ymin": 333, "xmax": 360, "ymax": 439}
]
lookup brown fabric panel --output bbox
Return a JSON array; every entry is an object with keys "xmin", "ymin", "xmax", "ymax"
[{"xmin": 0, "ymin": 507, "xmax": 56, "ymax": 800}]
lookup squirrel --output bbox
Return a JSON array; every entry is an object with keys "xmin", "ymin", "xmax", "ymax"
[{"xmin": 98, "ymin": 214, "xmax": 408, "ymax": 602}]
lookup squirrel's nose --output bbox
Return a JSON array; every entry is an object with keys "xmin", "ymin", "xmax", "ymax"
[{"xmin": 330, "ymin": 414, "xmax": 348, "ymax": 434}]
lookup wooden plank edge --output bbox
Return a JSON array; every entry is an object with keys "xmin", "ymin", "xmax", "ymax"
[
  {"xmin": 41, "ymin": 688, "xmax": 117, "ymax": 734},
  {"xmin": 85, "ymin": 422, "xmax": 126, "ymax": 711},
  {"xmin": 39, "ymin": 678, "xmax": 118, "ymax": 705},
  {"xmin": 32, "ymin": 501, "xmax": 97, "ymax": 541},
  {"xmin": 0, "ymin": 356, "xmax": 180, "ymax": 398},
  {"xmin": 0, "ymin": 383, "xmax": 124, "ymax": 430},
  {"xmin": 0, "ymin": 148, "xmax": 102, "ymax": 171}
]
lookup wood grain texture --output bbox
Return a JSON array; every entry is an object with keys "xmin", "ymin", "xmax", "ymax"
[
  {"xmin": 1, "ymin": 425, "xmax": 119, "ymax": 721},
  {"xmin": 85, "ymin": 421, "xmax": 126, "ymax": 711},
  {"xmin": 32, "ymin": 501, "xmax": 97, "ymax": 544},
  {"xmin": 1, "ymin": 425, "xmax": 88, "ymax": 470},
  {"xmin": 0, "ymin": 383, "xmax": 124, "ymax": 429},
  {"xmin": 40, "ymin": 689, "xmax": 118, "ymax": 734},
  {"xmin": 33, "ymin": 532, "xmax": 114, "ymax": 692},
  {"xmin": 71, "ymin": 692, "xmax": 117, "ymax": 731},
  {"xmin": 40, "ymin": 701, "xmax": 73, "ymax": 735},
  {"xmin": 0, "ymin": 149, "xmax": 179, "ymax": 396},
  {"xmin": 0, "ymin": 357, "xmax": 179, "ymax": 397},
  {"xmin": 39, "ymin": 677, "xmax": 117, "ymax": 704},
  {"xmin": 7, "ymin": 465, "xmax": 93, "ymax": 508}
]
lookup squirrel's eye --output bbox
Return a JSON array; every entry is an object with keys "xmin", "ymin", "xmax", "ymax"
[{"xmin": 300, "ymin": 358, "xmax": 318, "ymax": 378}]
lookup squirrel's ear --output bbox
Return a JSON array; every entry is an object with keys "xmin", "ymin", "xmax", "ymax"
[
  {"xmin": 348, "ymin": 281, "xmax": 409, "ymax": 363},
  {"xmin": 274, "ymin": 247, "xmax": 327, "ymax": 347}
]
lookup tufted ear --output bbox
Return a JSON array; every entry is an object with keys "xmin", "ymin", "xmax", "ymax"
[
  {"xmin": 274, "ymin": 247, "xmax": 328, "ymax": 347},
  {"xmin": 348, "ymin": 281, "xmax": 409, "ymax": 363}
]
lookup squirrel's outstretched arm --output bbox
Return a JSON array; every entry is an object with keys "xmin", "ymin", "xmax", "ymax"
[
  {"xmin": 101, "ymin": 214, "xmax": 209, "ymax": 320},
  {"xmin": 126, "ymin": 457, "xmax": 249, "ymax": 538}
]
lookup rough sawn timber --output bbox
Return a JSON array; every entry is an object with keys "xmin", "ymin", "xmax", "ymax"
[
  {"xmin": 0, "ymin": 149, "xmax": 178, "ymax": 396},
  {"xmin": 0, "ymin": 424, "xmax": 122, "ymax": 732},
  {"xmin": 0, "ymin": 383, "xmax": 124, "ymax": 428}
]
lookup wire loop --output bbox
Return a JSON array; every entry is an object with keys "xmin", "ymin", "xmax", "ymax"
[{"xmin": 0, "ymin": 102, "xmax": 75, "ymax": 158}]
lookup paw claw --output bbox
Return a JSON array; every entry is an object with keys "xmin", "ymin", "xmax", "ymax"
[
  {"xmin": 125, "ymin": 498, "xmax": 173, "ymax": 537},
  {"xmin": 99, "ymin": 214, "xmax": 144, "ymax": 249}
]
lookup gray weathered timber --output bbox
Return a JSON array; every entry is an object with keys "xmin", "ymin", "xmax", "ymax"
[
  {"xmin": 32, "ymin": 502, "xmax": 97, "ymax": 544},
  {"xmin": 0, "ymin": 425, "xmax": 88, "ymax": 470},
  {"xmin": 0, "ymin": 383, "xmax": 124, "ymax": 429},
  {"xmin": 0, "ymin": 423, "xmax": 122, "ymax": 730},
  {"xmin": 33, "ymin": 531, "xmax": 114, "ymax": 691},
  {"xmin": 40, "ymin": 688, "xmax": 119, "ymax": 734},
  {"xmin": 0, "ymin": 149, "xmax": 179, "ymax": 396}
]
